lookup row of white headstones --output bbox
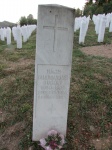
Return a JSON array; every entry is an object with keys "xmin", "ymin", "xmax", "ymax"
[
  {"xmin": 74, "ymin": 12, "xmax": 112, "ymax": 44},
  {"xmin": 0, "ymin": 25, "xmax": 37, "ymax": 48},
  {"xmin": 0, "ymin": 13, "xmax": 112, "ymax": 47}
]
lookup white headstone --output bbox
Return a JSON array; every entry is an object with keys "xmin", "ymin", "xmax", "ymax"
[
  {"xmin": 74, "ymin": 17, "xmax": 81, "ymax": 31},
  {"xmin": 33, "ymin": 4, "xmax": 75, "ymax": 141},
  {"xmin": 109, "ymin": 18, "xmax": 112, "ymax": 32},
  {"xmin": 21, "ymin": 25, "xmax": 28, "ymax": 42},
  {"xmin": 95, "ymin": 15, "xmax": 102, "ymax": 34},
  {"xmin": 12, "ymin": 27, "xmax": 17, "ymax": 41},
  {"xmin": 79, "ymin": 19, "xmax": 87, "ymax": 44},
  {"xmin": 0, "ymin": 28, "xmax": 5, "ymax": 41},
  {"xmin": 6, "ymin": 27, "xmax": 11, "ymax": 45},
  {"xmin": 16, "ymin": 26, "xmax": 22, "ymax": 49},
  {"xmin": 3, "ymin": 27, "xmax": 7, "ymax": 38},
  {"xmin": 98, "ymin": 16, "xmax": 106, "ymax": 42},
  {"xmin": 106, "ymin": 13, "xmax": 111, "ymax": 28}
]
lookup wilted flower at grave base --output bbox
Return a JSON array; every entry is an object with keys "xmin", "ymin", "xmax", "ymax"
[
  {"xmin": 48, "ymin": 130, "xmax": 58, "ymax": 136},
  {"xmin": 39, "ymin": 130, "xmax": 66, "ymax": 150},
  {"xmin": 40, "ymin": 138, "xmax": 47, "ymax": 149}
]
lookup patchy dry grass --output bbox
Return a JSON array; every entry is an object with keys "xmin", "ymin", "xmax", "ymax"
[
  {"xmin": 68, "ymin": 49, "xmax": 112, "ymax": 149},
  {"xmin": 0, "ymin": 22, "xmax": 112, "ymax": 150},
  {"xmin": 0, "ymin": 122, "xmax": 26, "ymax": 150},
  {"xmin": 0, "ymin": 33, "xmax": 36, "ymax": 150}
]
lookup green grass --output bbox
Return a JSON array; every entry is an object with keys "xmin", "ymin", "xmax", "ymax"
[
  {"xmin": 74, "ymin": 21, "xmax": 112, "ymax": 48},
  {"xmin": 0, "ymin": 21, "xmax": 112, "ymax": 150},
  {"xmin": 68, "ymin": 49, "xmax": 112, "ymax": 149}
]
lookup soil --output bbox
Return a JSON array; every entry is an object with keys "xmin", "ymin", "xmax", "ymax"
[
  {"xmin": 91, "ymin": 136, "xmax": 112, "ymax": 150},
  {"xmin": 80, "ymin": 44, "xmax": 112, "ymax": 58},
  {"xmin": 0, "ymin": 122, "xmax": 26, "ymax": 150},
  {"xmin": 5, "ymin": 58, "xmax": 34, "ymax": 71}
]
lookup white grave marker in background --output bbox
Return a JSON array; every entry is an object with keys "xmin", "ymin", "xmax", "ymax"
[
  {"xmin": 0, "ymin": 28, "xmax": 5, "ymax": 41},
  {"xmin": 79, "ymin": 19, "xmax": 87, "ymax": 44},
  {"xmin": 16, "ymin": 26, "xmax": 22, "ymax": 49},
  {"xmin": 109, "ymin": 19, "xmax": 112, "ymax": 32},
  {"xmin": 98, "ymin": 16, "xmax": 106, "ymax": 42},
  {"xmin": 6, "ymin": 27, "xmax": 11, "ymax": 45}
]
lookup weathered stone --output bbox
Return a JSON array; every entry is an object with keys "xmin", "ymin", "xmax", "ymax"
[{"xmin": 33, "ymin": 4, "xmax": 75, "ymax": 141}]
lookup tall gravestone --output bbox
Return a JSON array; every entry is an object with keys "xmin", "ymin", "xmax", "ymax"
[
  {"xmin": 16, "ymin": 26, "xmax": 22, "ymax": 49},
  {"xmin": 109, "ymin": 19, "xmax": 112, "ymax": 32},
  {"xmin": 98, "ymin": 16, "xmax": 106, "ymax": 42},
  {"xmin": 79, "ymin": 19, "xmax": 87, "ymax": 44},
  {"xmin": 6, "ymin": 27, "xmax": 11, "ymax": 45},
  {"xmin": 33, "ymin": 4, "xmax": 75, "ymax": 141},
  {"xmin": 0, "ymin": 28, "xmax": 5, "ymax": 41},
  {"xmin": 12, "ymin": 27, "xmax": 17, "ymax": 41}
]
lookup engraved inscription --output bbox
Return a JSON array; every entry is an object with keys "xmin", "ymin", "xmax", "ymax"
[
  {"xmin": 37, "ymin": 66, "xmax": 69, "ymax": 99},
  {"xmin": 43, "ymin": 15, "xmax": 68, "ymax": 52}
]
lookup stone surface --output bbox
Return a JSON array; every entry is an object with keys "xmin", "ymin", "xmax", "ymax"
[
  {"xmin": 95, "ymin": 15, "xmax": 101, "ymax": 34},
  {"xmin": 98, "ymin": 16, "xmax": 106, "ymax": 42},
  {"xmin": 12, "ymin": 27, "xmax": 17, "ymax": 41},
  {"xmin": 16, "ymin": 26, "xmax": 22, "ymax": 49},
  {"xmin": 0, "ymin": 28, "xmax": 5, "ymax": 41},
  {"xmin": 33, "ymin": 4, "xmax": 74, "ymax": 141},
  {"xmin": 28, "ymin": 146, "xmax": 35, "ymax": 150},
  {"xmin": 6, "ymin": 27, "xmax": 11, "ymax": 45},
  {"xmin": 79, "ymin": 18, "xmax": 87, "ymax": 44},
  {"xmin": 109, "ymin": 19, "xmax": 112, "ymax": 32}
]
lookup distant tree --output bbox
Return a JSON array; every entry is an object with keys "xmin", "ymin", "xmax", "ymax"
[
  {"xmin": 32, "ymin": 19, "xmax": 37, "ymax": 25},
  {"xmin": 97, "ymin": 0, "xmax": 107, "ymax": 5},
  {"xmin": 83, "ymin": 0, "xmax": 112, "ymax": 17},
  {"xmin": 27, "ymin": 18, "xmax": 33, "ymax": 25},
  {"xmin": 75, "ymin": 8, "xmax": 82, "ymax": 17},
  {"xmin": 19, "ymin": 14, "xmax": 37, "ymax": 26},
  {"xmin": 95, "ymin": 6, "xmax": 104, "ymax": 14},
  {"xmin": 87, "ymin": 0, "xmax": 93, "ymax": 4},
  {"xmin": 19, "ymin": 16, "xmax": 27, "ymax": 26},
  {"xmin": 103, "ymin": 1, "xmax": 112, "ymax": 14},
  {"xmin": 94, "ymin": 0, "xmax": 112, "ymax": 5},
  {"xmin": 27, "ymin": 14, "xmax": 34, "ymax": 19},
  {"xmin": 27, "ymin": 14, "xmax": 33, "ymax": 25},
  {"xmin": 27, "ymin": 14, "xmax": 37, "ymax": 25},
  {"xmin": 85, "ymin": 0, "xmax": 94, "ymax": 5},
  {"xmin": 83, "ymin": 4, "xmax": 96, "ymax": 18}
]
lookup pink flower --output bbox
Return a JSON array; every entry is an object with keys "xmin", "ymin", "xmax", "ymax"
[
  {"xmin": 49, "ymin": 140, "xmax": 58, "ymax": 149},
  {"xmin": 40, "ymin": 138, "xmax": 46, "ymax": 149},
  {"xmin": 46, "ymin": 146, "xmax": 52, "ymax": 150},
  {"xmin": 48, "ymin": 130, "xmax": 58, "ymax": 136},
  {"xmin": 58, "ymin": 145, "xmax": 63, "ymax": 149},
  {"xmin": 39, "ymin": 130, "xmax": 65, "ymax": 150}
]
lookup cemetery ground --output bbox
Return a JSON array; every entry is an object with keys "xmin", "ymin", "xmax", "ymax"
[{"xmin": 0, "ymin": 21, "xmax": 112, "ymax": 150}]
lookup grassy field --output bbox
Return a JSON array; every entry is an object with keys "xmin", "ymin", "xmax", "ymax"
[{"xmin": 0, "ymin": 21, "xmax": 112, "ymax": 150}]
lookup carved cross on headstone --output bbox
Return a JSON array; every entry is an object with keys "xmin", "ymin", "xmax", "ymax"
[
  {"xmin": 43, "ymin": 15, "xmax": 68, "ymax": 52},
  {"xmin": 33, "ymin": 4, "xmax": 75, "ymax": 141}
]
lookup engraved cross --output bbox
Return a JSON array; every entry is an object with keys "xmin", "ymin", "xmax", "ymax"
[{"xmin": 43, "ymin": 15, "xmax": 68, "ymax": 52}]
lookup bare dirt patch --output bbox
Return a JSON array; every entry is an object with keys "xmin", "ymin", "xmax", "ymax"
[
  {"xmin": 7, "ymin": 59, "xmax": 34, "ymax": 71},
  {"xmin": 81, "ymin": 44, "xmax": 112, "ymax": 58},
  {"xmin": 0, "ymin": 76, "xmax": 16, "ymax": 85},
  {"xmin": 0, "ymin": 122, "xmax": 25, "ymax": 150},
  {"xmin": 0, "ymin": 109, "xmax": 9, "ymax": 123},
  {"xmin": 2, "ymin": 59, "xmax": 34, "ymax": 75},
  {"xmin": 0, "ymin": 58, "xmax": 34, "ymax": 84},
  {"xmin": 91, "ymin": 136, "xmax": 112, "ymax": 150},
  {"xmin": 5, "ymin": 47, "xmax": 15, "ymax": 51}
]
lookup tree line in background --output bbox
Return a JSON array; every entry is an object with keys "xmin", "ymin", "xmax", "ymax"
[
  {"xmin": 83, "ymin": 0, "xmax": 112, "ymax": 18},
  {"xmin": 19, "ymin": 1, "xmax": 112, "ymax": 26},
  {"xmin": 19, "ymin": 14, "xmax": 37, "ymax": 26}
]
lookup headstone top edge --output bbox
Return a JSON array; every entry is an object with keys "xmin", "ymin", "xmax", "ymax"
[{"xmin": 38, "ymin": 4, "xmax": 75, "ymax": 10}]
